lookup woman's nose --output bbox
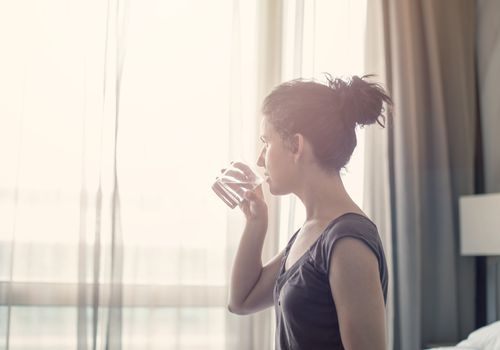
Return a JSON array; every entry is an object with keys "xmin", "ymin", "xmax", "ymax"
[
  {"xmin": 256, "ymin": 149, "xmax": 265, "ymax": 168},
  {"xmin": 256, "ymin": 155, "xmax": 264, "ymax": 167}
]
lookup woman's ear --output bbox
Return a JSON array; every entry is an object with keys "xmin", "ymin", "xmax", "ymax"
[{"xmin": 290, "ymin": 133, "xmax": 305, "ymax": 160}]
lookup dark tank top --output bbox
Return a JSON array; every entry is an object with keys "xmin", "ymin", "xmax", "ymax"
[{"xmin": 273, "ymin": 212, "xmax": 388, "ymax": 350}]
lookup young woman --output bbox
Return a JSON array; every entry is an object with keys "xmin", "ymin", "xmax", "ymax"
[{"xmin": 226, "ymin": 74, "xmax": 392, "ymax": 350}]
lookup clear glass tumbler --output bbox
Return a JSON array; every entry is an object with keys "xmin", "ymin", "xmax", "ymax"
[{"xmin": 212, "ymin": 162, "xmax": 264, "ymax": 209}]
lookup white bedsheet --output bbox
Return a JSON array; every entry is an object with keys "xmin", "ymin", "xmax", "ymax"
[{"xmin": 426, "ymin": 321, "xmax": 500, "ymax": 350}]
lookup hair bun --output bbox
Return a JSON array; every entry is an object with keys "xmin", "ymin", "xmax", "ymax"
[{"xmin": 344, "ymin": 75, "xmax": 392, "ymax": 127}]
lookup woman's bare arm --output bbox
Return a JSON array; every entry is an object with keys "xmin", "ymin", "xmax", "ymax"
[
  {"xmin": 227, "ymin": 219, "xmax": 284, "ymax": 315},
  {"xmin": 225, "ymin": 161, "xmax": 286, "ymax": 315},
  {"xmin": 329, "ymin": 237, "xmax": 387, "ymax": 350}
]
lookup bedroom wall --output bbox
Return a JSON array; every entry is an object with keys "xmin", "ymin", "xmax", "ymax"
[{"xmin": 476, "ymin": 0, "xmax": 500, "ymax": 323}]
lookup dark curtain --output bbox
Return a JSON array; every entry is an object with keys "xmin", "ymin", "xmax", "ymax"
[{"xmin": 380, "ymin": 0, "xmax": 478, "ymax": 348}]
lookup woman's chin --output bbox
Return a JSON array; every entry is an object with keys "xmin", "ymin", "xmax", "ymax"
[
  {"xmin": 267, "ymin": 179, "xmax": 282, "ymax": 195},
  {"xmin": 267, "ymin": 180, "xmax": 294, "ymax": 196},
  {"xmin": 266, "ymin": 178, "xmax": 275, "ymax": 194}
]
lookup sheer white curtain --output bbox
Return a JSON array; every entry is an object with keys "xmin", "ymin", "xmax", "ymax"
[
  {"xmin": 363, "ymin": 1, "xmax": 395, "ymax": 348},
  {"xmin": 0, "ymin": 0, "xmax": 269, "ymax": 349}
]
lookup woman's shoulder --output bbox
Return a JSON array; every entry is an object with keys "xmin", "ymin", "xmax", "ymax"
[
  {"xmin": 309, "ymin": 212, "xmax": 383, "ymax": 274},
  {"xmin": 322, "ymin": 212, "xmax": 379, "ymax": 239}
]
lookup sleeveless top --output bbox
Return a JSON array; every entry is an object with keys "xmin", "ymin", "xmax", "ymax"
[{"xmin": 273, "ymin": 212, "xmax": 388, "ymax": 350}]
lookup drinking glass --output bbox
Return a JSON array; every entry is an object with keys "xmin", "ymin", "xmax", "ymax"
[{"xmin": 212, "ymin": 162, "xmax": 264, "ymax": 209}]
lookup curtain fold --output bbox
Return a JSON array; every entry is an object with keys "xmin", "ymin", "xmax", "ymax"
[
  {"xmin": 365, "ymin": 0, "xmax": 478, "ymax": 348},
  {"xmin": 363, "ymin": 2, "xmax": 394, "ymax": 350},
  {"xmin": 477, "ymin": 0, "xmax": 500, "ymax": 324},
  {"xmin": 77, "ymin": 0, "xmax": 127, "ymax": 348}
]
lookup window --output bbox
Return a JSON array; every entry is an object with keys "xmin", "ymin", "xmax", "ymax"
[{"xmin": 0, "ymin": 0, "xmax": 251, "ymax": 348}]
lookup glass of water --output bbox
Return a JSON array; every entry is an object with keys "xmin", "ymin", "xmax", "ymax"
[{"xmin": 212, "ymin": 162, "xmax": 264, "ymax": 209}]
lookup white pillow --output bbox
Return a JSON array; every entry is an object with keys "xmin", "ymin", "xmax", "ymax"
[
  {"xmin": 456, "ymin": 321, "xmax": 500, "ymax": 350},
  {"xmin": 425, "ymin": 347, "xmax": 476, "ymax": 350}
]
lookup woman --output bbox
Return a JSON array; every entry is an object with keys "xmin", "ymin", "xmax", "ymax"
[{"xmin": 226, "ymin": 74, "xmax": 392, "ymax": 350}]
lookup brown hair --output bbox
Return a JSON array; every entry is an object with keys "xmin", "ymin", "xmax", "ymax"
[{"xmin": 262, "ymin": 74, "xmax": 392, "ymax": 172}]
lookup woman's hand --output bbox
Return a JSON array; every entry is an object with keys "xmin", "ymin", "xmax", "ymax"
[{"xmin": 239, "ymin": 180, "xmax": 267, "ymax": 223}]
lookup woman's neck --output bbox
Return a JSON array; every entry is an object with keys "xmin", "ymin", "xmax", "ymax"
[{"xmin": 294, "ymin": 170, "xmax": 362, "ymax": 222}]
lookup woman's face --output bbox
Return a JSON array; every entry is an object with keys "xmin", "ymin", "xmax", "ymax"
[{"xmin": 256, "ymin": 118, "xmax": 296, "ymax": 195}]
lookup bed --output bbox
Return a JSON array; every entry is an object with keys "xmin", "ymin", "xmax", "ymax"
[{"xmin": 425, "ymin": 321, "xmax": 500, "ymax": 350}]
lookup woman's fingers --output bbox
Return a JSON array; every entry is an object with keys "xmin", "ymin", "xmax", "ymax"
[
  {"xmin": 218, "ymin": 167, "xmax": 253, "ymax": 187},
  {"xmin": 218, "ymin": 168, "xmax": 245, "ymax": 179},
  {"xmin": 231, "ymin": 162, "xmax": 254, "ymax": 179},
  {"xmin": 244, "ymin": 190, "xmax": 255, "ymax": 200},
  {"xmin": 231, "ymin": 161, "xmax": 250, "ymax": 171},
  {"xmin": 253, "ymin": 183, "xmax": 264, "ymax": 197},
  {"xmin": 219, "ymin": 162, "xmax": 260, "ymax": 182}
]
